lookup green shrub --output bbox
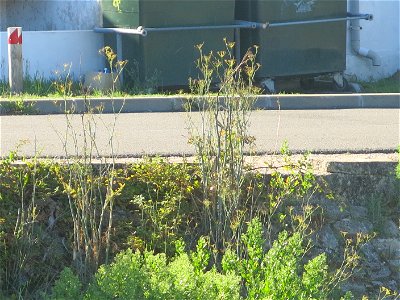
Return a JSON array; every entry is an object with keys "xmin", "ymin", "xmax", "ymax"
[
  {"xmin": 50, "ymin": 237, "xmax": 240, "ymax": 300},
  {"xmin": 222, "ymin": 218, "xmax": 330, "ymax": 300},
  {"xmin": 49, "ymin": 268, "xmax": 82, "ymax": 300}
]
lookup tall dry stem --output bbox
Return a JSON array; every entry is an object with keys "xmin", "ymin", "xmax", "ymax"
[
  {"xmin": 52, "ymin": 48, "xmax": 126, "ymax": 281},
  {"xmin": 186, "ymin": 40, "xmax": 261, "ymax": 251}
]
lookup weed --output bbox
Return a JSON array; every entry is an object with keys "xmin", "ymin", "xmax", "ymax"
[
  {"xmin": 186, "ymin": 40, "xmax": 261, "ymax": 252},
  {"xmin": 52, "ymin": 63, "xmax": 73, "ymax": 97},
  {"xmin": 98, "ymin": 46, "xmax": 128, "ymax": 95},
  {"xmin": 0, "ymin": 98, "xmax": 36, "ymax": 115},
  {"xmin": 51, "ymin": 49, "xmax": 127, "ymax": 281},
  {"xmin": 121, "ymin": 157, "xmax": 200, "ymax": 255},
  {"xmin": 0, "ymin": 152, "xmax": 65, "ymax": 298}
]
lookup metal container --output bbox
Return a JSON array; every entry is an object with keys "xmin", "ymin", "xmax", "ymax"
[
  {"xmin": 236, "ymin": 0, "xmax": 347, "ymax": 78},
  {"xmin": 102, "ymin": 0, "xmax": 235, "ymax": 86}
]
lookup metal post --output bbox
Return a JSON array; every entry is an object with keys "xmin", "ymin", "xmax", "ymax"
[
  {"xmin": 8, "ymin": 27, "xmax": 23, "ymax": 94},
  {"xmin": 116, "ymin": 33, "xmax": 123, "ymax": 84},
  {"xmin": 234, "ymin": 28, "xmax": 241, "ymax": 63}
]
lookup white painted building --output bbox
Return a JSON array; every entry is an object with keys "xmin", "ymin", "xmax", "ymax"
[
  {"xmin": 0, "ymin": 0, "xmax": 399, "ymax": 83},
  {"xmin": 345, "ymin": 0, "xmax": 399, "ymax": 81}
]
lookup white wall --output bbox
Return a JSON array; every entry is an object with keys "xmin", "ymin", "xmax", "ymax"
[
  {"xmin": 0, "ymin": 30, "xmax": 105, "ymax": 81},
  {"xmin": 345, "ymin": 0, "xmax": 400, "ymax": 81}
]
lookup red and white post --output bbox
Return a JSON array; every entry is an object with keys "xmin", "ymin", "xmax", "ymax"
[{"xmin": 8, "ymin": 27, "xmax": 23, "ymax": 94}]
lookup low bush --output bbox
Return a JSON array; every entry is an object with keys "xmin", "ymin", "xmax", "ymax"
[
  {"xmin": 222, "ymin": 218, "xmax": 330, "ymax": 300},
  {"xmin": 50, "ymin": 238, "xmax": 241, "ymax": 300},
  {"xmin": 48, "ymin": 217, "xmax": 356, "ymax": 300}
]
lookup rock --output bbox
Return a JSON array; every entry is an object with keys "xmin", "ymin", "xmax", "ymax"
[
  {"xmin": 368, "ymin": 264, "xmax": 391, "ymax": 281},
  {"xmin": 382, "ymin": 220, "xmax": 400, "ymax": 238},
  {"xmin": 348, "ymin": 205, "xmax": 369, "ymax": 220},
  {"xmin": 373, "ymin": 239, "xmax": 400, "ymax": 260},
  {"xmin": 385, "ymin": 280, "xmax": 399, "ymax": 292},
  {"xmin": 361, "ymin": 242, "xmax": 382, "ymax": 265},
  {"xmin": 326, "ymin": 161, "xmax": 397, "ymax": 176},
  {"xmin": 334, "ymin": 218, "xmax": 374, "ymax": 237},
  {"xmin": 388, "ymin": 260, "xmax": 400, "ymax": 282},
  {"xmin": 371, "ymin": 280, "xmax": 384, "ymax": 288},
  {"xmin": 318, "ymin": 225, "xmax": 339, "ymax": 252},
  {"xmin": 311, "ymin": 197, "xmax": 348, "ymax": 222},
  {"xmin": 340, "ymin": 281, "xmax": 367, "ymax": 297}
]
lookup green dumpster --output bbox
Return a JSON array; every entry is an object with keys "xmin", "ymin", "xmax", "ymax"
[
  {"xmin": 102, "ymin": 0, "xmax": 235, "ymax": 86},
  {"xmin": 236, "ymin": 0, "xmax": 347, "ymax": 78}
]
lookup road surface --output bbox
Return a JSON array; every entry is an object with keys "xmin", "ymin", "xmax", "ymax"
[{"xmin": 1, "ymin": 109, "xmax": 399, "ymax": 158}]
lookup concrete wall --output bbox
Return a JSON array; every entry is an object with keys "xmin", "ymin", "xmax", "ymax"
[
  {"xmin": 345, "ymin": 0, "xmax": 400, "ymax": 81},
  {"xmin": 0, "ymin": 31, "xmax": 104, "ymax": 81},
  {"xmin": 0, "ymin": 0, "xmax": 101, "ymax": 31}
]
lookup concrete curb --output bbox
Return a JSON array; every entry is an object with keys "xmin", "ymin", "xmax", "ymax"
[{"xmin": 0, "ymin": 93, "xmax": 399, "ymax": 114}]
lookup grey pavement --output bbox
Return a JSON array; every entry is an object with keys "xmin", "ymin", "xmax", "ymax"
[{"xmin": 1, "ymin": 109, "xmax": 399, "ymax": 158}]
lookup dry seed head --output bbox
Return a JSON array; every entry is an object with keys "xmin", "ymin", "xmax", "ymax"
[
  {"xmin": 196, "ymin": 43, "xmax": 204, "ymax": 51},
  {"xmin": 227, "ymin": 41, "xmax": 235, "ymax": 49},
  {"xmin": 225, "ymin": 59, "xmax": 235, "ymax": 68},
  {"xmin": 217, "ymin": 51, "xmax": 226, "ymax": 58}
]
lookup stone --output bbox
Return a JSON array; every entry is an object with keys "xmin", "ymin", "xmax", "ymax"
[
  {"xmin": 373, "ymin": 239, "xmax": 400, "ymax": 260},
  {"xmin": 368, "ymin": 264, "xmax": 391, "ymax": 281},
  {"xmin": 385, "ymin": 280, "xmax": 399, "ymax": 292},
  {"xmin": 382, "ymin": 220, "xmax": 400, "ymax": 238},
  {"xmin": 348, "ymin": 205, "xmax": 369, "ymax": 220},
  {"xmin": 388, "ymin": 260, "xmax": 400, "ymax": 282},
  {"xmin": 334, "ymin": 218, "xmax": 374, "ymax": 236},
  {"xmin": 311, "ymin": 197, "xmax": 348, "ymax": 222},
  {"xmin": 326, "ymin": 161, "xmax": 396, "ymax": 176},
  {"xmin": 318, "ymin": 225, "xmax": 339, "ymax": 252},
  {"xmin": 361, "ymin": 242, "xmax": 382, "ymax": 265},
  {"xmin": 371, "ymin": 280, "xmax": 384, "ymax": 287},
  {"xmin": 340, "ymin": 281, "xmax": 367, "ymax": 297}
]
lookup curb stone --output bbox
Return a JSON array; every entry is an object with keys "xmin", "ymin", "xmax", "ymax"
[{"xmin": 0, "ymin": 93, "xmax": 399, "ymax": 115}]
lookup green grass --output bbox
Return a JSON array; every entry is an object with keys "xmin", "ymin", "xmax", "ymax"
[
  {"xmin": 361, "ymin": 71, "xmax": 400, "ymax": 93},
  {"xmin": 1, "ymin": 72, "xmax": 399, "ymax": 100}
]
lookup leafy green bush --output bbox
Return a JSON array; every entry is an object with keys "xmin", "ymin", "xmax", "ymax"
[
  {"xmin": 49, "ymin": 218, "xmax": 353, "ymax": 300},
  {"xmin": 49, "ymin": 268, "xmax": 82, "ymax": 300},
  {"xmin": 222, "ymin": 218, "xmax": 330, "ymax": 300},
  {"xmin": 50, "ymin": 238, "xmax": 240, "ymax": 300}
]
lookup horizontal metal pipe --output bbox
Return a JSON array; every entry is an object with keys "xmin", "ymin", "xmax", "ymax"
[
  {"xmin": 267, "ymin": 14, "xmax": 372, "ymax": 28},
  {"xmin": 94, "ymin": 21, "xmax": 268, "ymax": 37},
  {"xmin": 144, "ymin": 22, "xmax": 265, "ymax": 32},
  {"xmin": 94, "ymin": 27, "xmax": 146, "ymax": 36},
  {"xmin": 235, "ymin": 20, "xmax": 269, "ymax": 29},
  {"xmin": 94, "ymin": 14, "xmax": 370, "ymax": 37}
]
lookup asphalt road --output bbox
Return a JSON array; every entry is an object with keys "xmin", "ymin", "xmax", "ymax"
[{"xmin": 0, "ymin": 109, "xmax": 399, "ymax": 158}]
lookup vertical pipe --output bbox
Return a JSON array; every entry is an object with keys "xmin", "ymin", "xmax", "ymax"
[
  {"xmin": 349, "ymin": 0, "xmax": 381, "ymax": 66},
  {"xmin": 116, "ymin": 33, "xmax": 123, "ymax": 84},
  {"xmin": 234, "ymin": 28, "xmax": 241, "ymax": 63}
]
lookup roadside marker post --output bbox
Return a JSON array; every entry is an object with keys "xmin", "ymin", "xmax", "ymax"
[{"xmin": 8, "ymin": 27, "xmax": 23, "ymax": 94}]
